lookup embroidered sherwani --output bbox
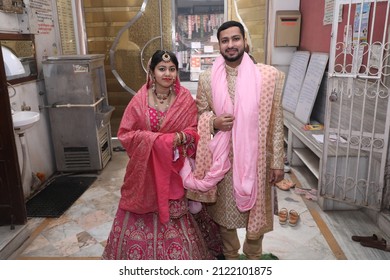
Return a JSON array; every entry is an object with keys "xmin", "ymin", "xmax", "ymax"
[{"xmin": 196, "ymin": 63, "xmax": 285, "ymax": 239}]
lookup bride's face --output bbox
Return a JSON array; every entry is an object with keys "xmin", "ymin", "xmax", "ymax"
[{"xmin": 152, "ymin": 61, "xmax": 177, "ymax": 91}]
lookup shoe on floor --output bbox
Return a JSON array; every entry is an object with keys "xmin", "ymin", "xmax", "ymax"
[
  {"xmin": 294, "ymin": 187, "xmax": 308, "ymax": 195},
  {"xmin": 288, "ymin": 209, "xmax": 300, "ymax": 227},
  {"xmin": 352, "ymin": 233, "xmax": 385, "ymax": 243},
  {"xmin": 275, "ymin": 179, "xmax": 295, "ymax": 191},
  {"xmin": 360, "ymin": 240, "xmax": 390, "ymax": 252},
  {"xmin": 304, "ymin": 192, "xmax": 318, "ymax": 201},
  {"xmin": 278, "ymin": 207, "xmax": 288, "ymax": 225}
]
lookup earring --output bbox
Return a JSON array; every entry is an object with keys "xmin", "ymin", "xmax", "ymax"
[{"xmin": 152, "ymin": 77, "xmax": 156, "ymax": 92}]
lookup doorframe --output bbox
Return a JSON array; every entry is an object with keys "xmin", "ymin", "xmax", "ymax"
[{"xmin": 0, "ymin": 49, "xmax": 26, "ymax": 226}]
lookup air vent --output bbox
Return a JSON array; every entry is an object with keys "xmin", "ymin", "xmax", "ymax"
[
  {"xmin": 99, "ymin": 128, "xmax": 111, "ymax": 167},
  {"xmin": 63, "ymin": 147, "xmax": 91, "ymax": 168}
]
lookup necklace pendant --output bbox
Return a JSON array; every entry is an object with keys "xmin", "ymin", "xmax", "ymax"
[{"xmin": 157, "ymin": 94, "xmax": 168, "ymax": 101}]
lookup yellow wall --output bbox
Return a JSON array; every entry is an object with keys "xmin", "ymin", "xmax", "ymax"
[
  {"xmin": 81, "ymin": 0, "xmax": 268, "ymax": 134},
  {"xmin": 227, "ymin": 0, "xmax": 268, "ymax": 63},
  {"xmin": 83, "ymin": 0, "xmax": 173, "ymax": 135}
]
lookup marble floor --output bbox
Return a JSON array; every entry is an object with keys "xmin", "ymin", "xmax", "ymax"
[{"xmin": 2, "ymin": 139, "xmax": 390, "ymax": 260}]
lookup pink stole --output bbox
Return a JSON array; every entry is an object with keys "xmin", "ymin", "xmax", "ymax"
[{"xmin": 181, "ymin": 53, "xmax": 262, "ymax": 211}]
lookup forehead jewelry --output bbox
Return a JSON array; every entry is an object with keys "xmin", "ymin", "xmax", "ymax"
[{"xmin": 162, "ymin": 51, "xmax": 171, "ymax": 62}]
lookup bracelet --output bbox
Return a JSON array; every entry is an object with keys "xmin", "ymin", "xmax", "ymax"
[
  {"xmin": 210, "ymin": 116, "xmax": 218, "ymax": 135},
  {"xmin": 180, "ymin": 131, "xmax": 187, "ymax": 145},
  {"xmin": 174, "ymin": 132, "xmax": 181, "ymax": 147}
]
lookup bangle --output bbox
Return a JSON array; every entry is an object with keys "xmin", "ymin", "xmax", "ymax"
[
  {"xmin": 174, "ymin": 132, "xmax": 181, "ymax": 147},
  {"xmin": 210, "ymin": 116, "xmax": 218, "ymax": 135},
  {"xmin": 180, "ymin": 131, "xmax": 187, "ymax": 145}
]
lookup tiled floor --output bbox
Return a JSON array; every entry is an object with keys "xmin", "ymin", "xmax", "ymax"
[{"xmin": 2, "ymin": 139, "xmax": 390, "ymax": 260}]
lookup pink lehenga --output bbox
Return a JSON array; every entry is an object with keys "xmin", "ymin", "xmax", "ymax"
[
  {"xmin": 102, "ymin": 199, "xmax": 214, "ymax": 260},
  {"xmin": 102, "ymin": 84, "xmax": 221, "ymax": 260}
]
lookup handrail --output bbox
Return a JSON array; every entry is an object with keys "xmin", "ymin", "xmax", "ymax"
[{"xmin": 41, "ymin": 97, "xmax": 105, "ymax": 109}]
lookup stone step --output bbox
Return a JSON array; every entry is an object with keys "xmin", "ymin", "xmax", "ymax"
[{"xmin": 0, "ymin": 224, "xmax": 29, "ymax": 259}]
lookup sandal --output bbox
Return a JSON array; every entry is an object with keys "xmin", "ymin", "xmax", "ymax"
[
  {"xmin": 360, "ymin": 240, "xmax": 390, "ymax": 252},
  {"xmin": 352, "ymin": 233, "xmax": 386, "ymax": 243},
  {"xmin": 278, "ymin": 208, "xmax": 288, "ymax": 225},
  {"xmin": 288, "ymin": 209, "xmax": 300, "ymax": 226},
  {"xmin": 113, "ymin": 146, "xmax": 126, "ymax": 152},
  {"xmin": 304, "ymin": 192, "xmax": 318, "ymax": 201},
  {"xmin": 294, "ymin": 187, "xmax": 308, "ymax": 195},
  {"xmin": 275, "ymin": 179, "xmax": 295, "ymax": 191}
]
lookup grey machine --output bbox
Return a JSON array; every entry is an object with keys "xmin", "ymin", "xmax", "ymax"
[{"xmin": 43, "ymin": 54, "xmax": 114, "ymax": 172}]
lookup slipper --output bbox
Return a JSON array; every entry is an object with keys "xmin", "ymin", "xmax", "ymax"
[
  {"xmin": 352, "ymin": 233, "xmax": 386, "ymax": 243},
  {"xmin": 278, "ymin": 208, "xmax": 288, "ymax": 225},
  {"xmin": 288, "ymin": 209, "xmax": 299, "ymax": 226},
  {"xmin": 308, "ymin": 189, "xmax": 317, "ymax": 196},
  {"xmin": 360, "ymin": 240, "xmax": 390, "ymax": 252},
  {"xmin": 113, "ymin": 146, "xmax": 126, "ymax": 152},
  {"xmin": 275, "ymin": 179, "xmax": 295, "ymax": 191},
  {"xmin": 294, "ymin": 187, "xmax": 308, "ymax": 195},
  {"xmin": 304, "ymin": 192, "xmax": 318, "ymax": 201}
]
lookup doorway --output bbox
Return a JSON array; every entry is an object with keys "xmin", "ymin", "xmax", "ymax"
[
  {"xmin": 0, "ymin": 53, "xmax": 26, "ymax": 226},
  {"xmin": 83, "ymin": 0, "xmax": 227, "ymax": 135},
  {"xmin": 174, "ymin": 0, "xmax": 224, "ymax": 82}
]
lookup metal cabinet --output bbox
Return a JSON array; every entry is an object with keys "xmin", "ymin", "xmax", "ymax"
[{"xmin": 43, "ymin": 54, "xmax": 114, "ymax": 172}]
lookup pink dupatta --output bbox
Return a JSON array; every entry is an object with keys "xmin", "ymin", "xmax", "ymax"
[
  {"xmin": 181, "ymin": 53, "xmax": 261, "ymax": 211},
  {"xmin": 118, "ymin": 84, "xmax": 198, "ymax": 223}
]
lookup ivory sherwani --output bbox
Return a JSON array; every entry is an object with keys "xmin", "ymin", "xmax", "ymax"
[{"xmin": 196, "ymin": 63, "xmax": 285, "ymax": 239}]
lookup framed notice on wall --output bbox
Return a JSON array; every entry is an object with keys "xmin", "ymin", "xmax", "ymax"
[
  {"xmin": 294, "ymin": 52, "xmax": 329, "ymax": 124},
  {"xmin": 56, "ymin": 0, "xmax": 77, "ymax": 55}
]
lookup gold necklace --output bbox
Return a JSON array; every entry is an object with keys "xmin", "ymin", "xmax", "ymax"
[
  {"xmin": 154, "ymin": 88, "xmax": 172, "ymax": 104},
  {"xmin": 152, "ymin": 92, "xmax": 171, "ymax": 130}
]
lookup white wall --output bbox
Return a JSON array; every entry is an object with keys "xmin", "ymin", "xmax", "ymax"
[
  {"xmin": 1, "ymin": 3, "xmax": 59, "ymax": 197},
  {"xmin": 9, "ymin": 81, "xmax": 56, "ymax": 196},
  {"xmin": 267, "ymin": 0, "xmax": 300, "ymax": 74}
]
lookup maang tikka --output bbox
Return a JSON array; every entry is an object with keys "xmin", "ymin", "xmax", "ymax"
[{"xmin": 162, "ymin": 51, "xmax": 171, "ymax": 62}]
